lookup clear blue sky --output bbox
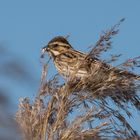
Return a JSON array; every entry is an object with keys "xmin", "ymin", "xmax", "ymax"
[{"xmin": 0, "ymin": 0, "xmax": 140, "ymax": 134}]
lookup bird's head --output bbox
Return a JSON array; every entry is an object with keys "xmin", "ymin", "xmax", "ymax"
[{"xmin": 41, "ymin": 36, "xmax": 73, "ymax": 58}]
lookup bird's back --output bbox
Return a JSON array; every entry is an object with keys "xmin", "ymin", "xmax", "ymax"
[{"xmin": 52, "ymin": 46, "xmax": 140, "ymax": 81}]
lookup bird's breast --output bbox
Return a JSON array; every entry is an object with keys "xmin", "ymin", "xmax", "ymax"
[{"xmin": 54, "ymin": 53, "xmax": 88, "ymax": 78}]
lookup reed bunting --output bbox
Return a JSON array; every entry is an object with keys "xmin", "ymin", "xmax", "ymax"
[{"xmin": 41, "ymin": 36, "xmax": 140, "ymax": 82}]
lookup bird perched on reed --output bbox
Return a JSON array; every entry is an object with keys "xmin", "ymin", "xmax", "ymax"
[
  {"xmin": 41, "ymin": 36, "xmax": 140, "ymax": 112},
  {"xmin": 41, "ymin": 36, "xmax": 140, "ymax": 82}
]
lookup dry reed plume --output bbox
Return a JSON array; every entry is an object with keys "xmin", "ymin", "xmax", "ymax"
[{"xmin": 16, "ymin": 19, "xmax": 140, "ymax": 140}]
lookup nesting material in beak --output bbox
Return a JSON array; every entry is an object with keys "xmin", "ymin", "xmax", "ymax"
[{"xmin": 41, "ymin": 46, "xmax": 48, "ymax": 58}]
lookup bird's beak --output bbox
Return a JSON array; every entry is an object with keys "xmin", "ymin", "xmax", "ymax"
[
  {"xmin": 41, "ymin": 45, "xmax": 49, "ymax": 58},
  {"xmin": 42, "ymin": 45, "xmax": 49, "ymax": 52}
]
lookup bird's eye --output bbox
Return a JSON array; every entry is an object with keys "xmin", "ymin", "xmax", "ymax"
[{"xmin": 53, "ymin": 44, "xmax": 58, "ymax": 47}]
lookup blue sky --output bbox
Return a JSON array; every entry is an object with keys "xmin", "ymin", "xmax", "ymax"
[{"xmin": 0, "ymin": 0, "xmax": 140, "ymax": 134}]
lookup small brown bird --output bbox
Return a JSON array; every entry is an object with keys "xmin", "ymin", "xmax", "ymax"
[
  {"xmin": 41, "ymin": 36, "xmax": 140, "ymax": 115},
  {"xmin": 41, "ymin": 36, "xmax": 140, "ymax": 82}
]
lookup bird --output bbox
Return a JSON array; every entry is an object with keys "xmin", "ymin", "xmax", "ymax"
[{"xmin": 41, "ymin": 36, "xmax": 140, "ymax": 83}]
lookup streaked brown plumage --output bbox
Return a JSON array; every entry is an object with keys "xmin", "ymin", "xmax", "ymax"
[{"xmin": 42, "ymin": 36, "xmax": 140, "ymax": 81}]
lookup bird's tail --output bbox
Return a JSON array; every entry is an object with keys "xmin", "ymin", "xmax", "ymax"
[{"xmin": 113, "ymin": 68, "xmax": 140, "ymax": 80}]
